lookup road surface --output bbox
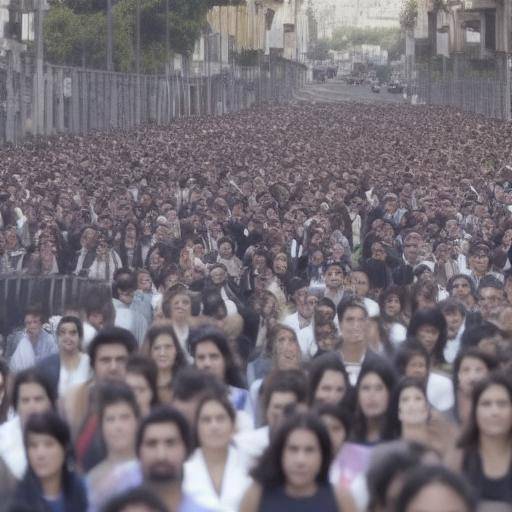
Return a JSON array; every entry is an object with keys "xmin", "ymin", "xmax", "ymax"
[{"xmin": 294, "ymin": 79, "xmax": 407, "ymax": 105}]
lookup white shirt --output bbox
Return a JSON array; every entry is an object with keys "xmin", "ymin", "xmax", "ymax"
[
  {"xmin": 283, "ymin": 312, "xmax": 317, "ymax": 359},
  {"xmin": 58, "ymin": 353, "xmax": 91, "ymax": 397},
  {"xmin": 427, "ymin": 371, "xmax": 454, "ymax": 411},
  {"xmin": 234, "ymin": 426, "xmax": 270, "ymax": 470},
  {"xmin": 183, "ymin": 446, "xmax": 252, "ymax": 512},
  {"xmin": 444, "ymin": 320, "xmax": 466, "ymax": 364},
  {"xmin": 0, "ymin": 416, "xmax": 26, "ymax": 478}
]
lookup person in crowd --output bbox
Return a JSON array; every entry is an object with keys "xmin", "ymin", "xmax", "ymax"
[
  {"xmin": 60, "ymin": 326, "xmax": 137, "ymax": 471},
  {"xmin": 142, "ymin": 323, "xmax": 187, "ymax": 404},
  {"xmin": 452, "ymin": 372, "xmax": 512, "ymax": 505},
  {"xmin": 183, "ymin": 393, "xmax": 251, "ymax": 511},
  {"xmin": 87, "ymin": 382, "xmax": 140, "ymax": 512},
  {"xmin": 125, "ymin": 354, "xmax": 160, "ymax": 416},
  {"xmin": 189, "ymin": 326, "xmax": 251, "ymax": 419},
  {"xmin": 350, "ymin": 356, "xmax": 396, "ymax": 446},
  {"xmin": 447, "ymin": 274, "xmax": 479, "ymax": 313},
  {"xmin": 161, "ymin": 285, "xmax": 195, "ymax": 356},
  {"xmin": 239, "ymin": 412, "xmax": 357, "ymax": 512},
  {"xmin": 448, "ymin": 348, "xmax": 498, "ymax": 428},
  {"xmin": 37, "ymin": 315, "xmax": 90, "ymax": 397},
  {"xmin": 308, "ymin": 353, "xmax": 350, "ymax": 407},
  {"xmin": 10, "ymin": 306, "xmax": 57, "ymax": 373},
  {"xmin": 11, "ymin": 411, "xmax": 88, "ymax": 511},
  {"xmin": 395, "ymin": 465, "xmax": 476, "ymax": 512},
  {"xmin": 0, "ymin": 368, "xmax": 56, "ymax": 479}
]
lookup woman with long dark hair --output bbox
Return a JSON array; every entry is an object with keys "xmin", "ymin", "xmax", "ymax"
[
  {"xmin": 142, "ymin": 322, "xmax": 187, "ymax": 404},
  {"xmin": 454, "ymin": 372, "xmax": 512, "ymax": 504},
  {"xmin": 240, "ymin": 412, "xmax": 356, "ymax": 512},
  {"xmin": 12, "ymin": 411, "xmax": 87, "ymax": 511},
  {"xmin": 308, "ymin": 353, "xmax": 351, "ymax": 407},
  {"xmin": 351, "ymin": 356, "xmax": 396, "ymax": 446},
  {"xmin": 190, "ymin": 327, "xmax": 251, "ymax": 418}
]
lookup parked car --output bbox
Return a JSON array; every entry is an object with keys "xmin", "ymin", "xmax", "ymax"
[
  {"xmin": 371, "ymin": 84, "xmax": 381, "ymax": 93},
  {"xmin": 388, "ymin": 82, "xmax": 405, "ymax": 94}
]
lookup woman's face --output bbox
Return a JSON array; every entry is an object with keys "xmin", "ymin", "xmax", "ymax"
[
  {"xmin": 416, "ymin": 325, "xmax": 440, "ymax": 355},
  {"xmin": 359, "ymin": 372, "xmax": 389, "ymax": 419},
  {"xmin": 320, "ymin": 414, "xmax": 346, "ymax": 455},
  {"xmin": 476, "ymin": 384, "xmax": 512, "ymax": 438},
  {"xmin": 126, "ymin": 372, "xmax": 153, "ymax": 416},
  {"xmin": 384, "ymin": 294, "xmax": 401, "ymax": 317},
  {"xmin": 282, "ymin": 428, "xmax": 322, "ymax": 491},
  {"xmin": 457, "ymin": 357, "xmax": 489, "ymax": 395},
  {"xmin": 315, "ymin": 370, "xmax": 347, "ymax": 405},
  {"xmin": 170, "ymin": 294, "xmax": 191, "ymax": 322},
  {"xmin": 405, "ymin": 355, "xmax": 428, "ymax": 382},
  {"xmin": 274, "ymin": 329, "xmax": 301, "ymax": 370},
  {"xmin": 450, "ymin": 278, "xmax": 472, "ymax": 299},
  {"xmin": 58, "ymin": 322, "xmax": 81, "ymax": 354},
  {"xmin": 102, "ymin": 401, "xmax": 138, "ymax": 455},
  {"xmin": 398, "ymin": 386, "xmax": 429, "ymax": 425},
  {"xmin": 27, "ymin": 433, "xmax": 65, "ymax": 482},
  {"xmin": 151, "ymin": 334, "xmax": 177, "ymax": 371},
  {"xmin": 197, "ymin": 400, "xmax": 234, "ymax": 451},
  {"xmin": 404, "ymin": 483, "xmax": 471, "ymax": 512},
  {"xmin": 218, "ymin": 242, "xmax": 233, "ymax": 259},
  {"xmin": 350, "ymin": 271, "xmax": 370, "ymax": 298},
  {"xmin": 273, "ymin": 253, "xmax": 288, "ymax": 275}
]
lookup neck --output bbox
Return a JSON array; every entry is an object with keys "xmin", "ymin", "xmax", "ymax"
[
  {"xmin": 366, "ymin": 417, "xmax": 382, "ymax": 443},
  {"xmin": 341, "ymin": 341, "xmax": 365, "ymax": 363},
  {"xmin": 158, "ymin": 368, "xmax": 172, "ymax": 385},
  {"xmin": 457, "ymin": 390, "xmax": 472, "ymax": 424},
  {"xmin": 41, "ymin": 473, "xmax": 62, "ymax": 499},
  {"xmin": 402, "ymin": 423, "xmax": 429, "ymax": 443},
  {"xmin": 173, "ymin": 320, "xmax": 188, "ymax": 329},
  {"xmin": 203, "ymin": 446, "xmax": 229, "ymax": 466},
  {"xmin": 108, "ymin": 448, "xmax": 135, "ymax": 463},
  {"xmin": 285, "ymin": 481, "xmax": 318, "ymax": 498},
  {"xmin": 60, "ymin": 350, "xmax": 80, "ymax": 367},
  {"xmin": 480, "ymin": 434, "xmax": 512, "ymax": 456},
  {"xmin": 148, "ymin": 481, "xmax": 182, "ymax": 510}
]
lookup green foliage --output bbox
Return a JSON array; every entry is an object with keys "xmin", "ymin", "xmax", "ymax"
[
  {"xmin": 43, "ymin": 0, "xmax": 222, "ymax": 71},
  {"xmin": 400, "ymin": 0, "xmax": 418, "ymax": 30}
]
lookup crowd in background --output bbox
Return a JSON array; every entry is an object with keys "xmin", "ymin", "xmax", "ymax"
[{"xmin": 0, "ymin": 102, "xmax": 511, "ymax": 511}]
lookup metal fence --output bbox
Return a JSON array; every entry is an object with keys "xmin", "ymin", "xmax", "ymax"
[
  {"xmin": 0, "ymin": 275, "xmax": 111, "ymax": 336},
  {"xmin": 0, "ymin": 54, "xmax": 307, "ymax": 144},
  {"xmin": 412, "ymin": 58, "xmax": 511, "ymax": 121}
]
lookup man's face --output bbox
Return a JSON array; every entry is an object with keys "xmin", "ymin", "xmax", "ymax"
[
  {"xmin": 297, "ymin": 294, "xmax": 316, "ymax": 320},
  {"xmin": 94, "ymin": 343, "xmax": 130, "ymax": 381},
  {"xmin": 80, "ymin": 228, "xmax": 97, "ymax": 250},
  {"xmin": 403, "ymin": 235, "xmax": 421, "ymax": 264},
  {"xmin": 17, "ymin": 382, "xmax": 52, "ymax": 426},
  {"xmin": 325, "ymin": 266, "xmax": 344, "ymax": 290},
  {"xmin": 469, "ymin": 251, "xmax": 490, "ymax": 274},
  {"xmin": 266, "ymin": 391, "xmax": 297, "ymax": 431},
  {"xmin": 139, "ymin": 423, "xmax": 187, "ymax": 484},
  {"xmin": 25, "ymin": 314, "xmax": 43, "ymax": 340},
  {"xmin": 478, "ymin": 287, "xmax": 504, "ymax": 319},
  {"xmin": 443, "ymin": 309, "xmax": 464, "ymax": 339},
  {"xmin": 339, "ymin": 306, "xmax": 367, "ymax": 346}
]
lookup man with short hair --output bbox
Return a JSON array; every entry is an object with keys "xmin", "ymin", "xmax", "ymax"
[
  {"xmin": 337, "ymin": 298, "xmax": 374, "ymax": 385},
  {"xmin": 104, "ymin": 407, "xmax": 213, "ymax": 512},
  {"xmin": 61, "ymin": 326, "xmax": 137, "ymax": 470},
  {"xmin": 9, "ymin": 306, "xmax": 57, "ymax": 372},
  {"xmin": 477, "ymin": 276, "xmax": 506, "ymax": 322}
]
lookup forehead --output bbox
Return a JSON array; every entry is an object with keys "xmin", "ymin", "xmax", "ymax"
[
  {"xmin": 142, "ymin": 422, "xmax": 183, "ymax": 443},
  {"xmin": 96, "ymin": 343, "xmax": 128, "ymax": 357}
]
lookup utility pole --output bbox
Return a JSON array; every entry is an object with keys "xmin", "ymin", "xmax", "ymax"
[{"xmin": 107, "ymin": 0, "xmax": 113, "ymax": 70}]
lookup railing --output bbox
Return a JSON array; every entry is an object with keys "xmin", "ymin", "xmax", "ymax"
[
  {"xmin": 411, "ymin": 57, "xmax": 511, "ymax": 121},
  {"xmin": 0, "ymin": 275, "xmax": 111, "ymax": 336},
  {"xmin": 0, "ymin": 54, "xmax": 307, "ymax": 144}
]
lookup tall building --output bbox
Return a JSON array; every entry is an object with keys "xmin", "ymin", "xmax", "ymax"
[{"xmin": 313, "ymin": 0, "xmax": 401, "ymax": 30}]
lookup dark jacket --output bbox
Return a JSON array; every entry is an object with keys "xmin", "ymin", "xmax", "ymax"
[{"xmin": 37, "ymin": 353, "xmax": 61, "ymax": 397}]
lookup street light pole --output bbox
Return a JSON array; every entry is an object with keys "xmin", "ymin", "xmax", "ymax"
[{"xmin": 107, "ymin": 0, "xmax": 113, "ymax": 70}]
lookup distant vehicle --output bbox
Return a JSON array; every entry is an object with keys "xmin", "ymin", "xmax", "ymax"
[
  {"xmin": 388, "ymin": 82, "xmax": 405, "ymax": 94},
  {"xmin": 371, "ymin": 84, "xmax": 381, "ymax": 93}
]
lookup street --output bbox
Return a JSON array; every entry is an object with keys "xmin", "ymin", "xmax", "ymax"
[{"xmin": 295, "ymin": 79, "xmax": 408, "ymax": 104}]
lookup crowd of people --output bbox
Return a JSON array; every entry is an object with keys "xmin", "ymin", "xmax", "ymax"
[{"xmin": 0, "ymin": 101, "xmax": 512, "ymax": 511}]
